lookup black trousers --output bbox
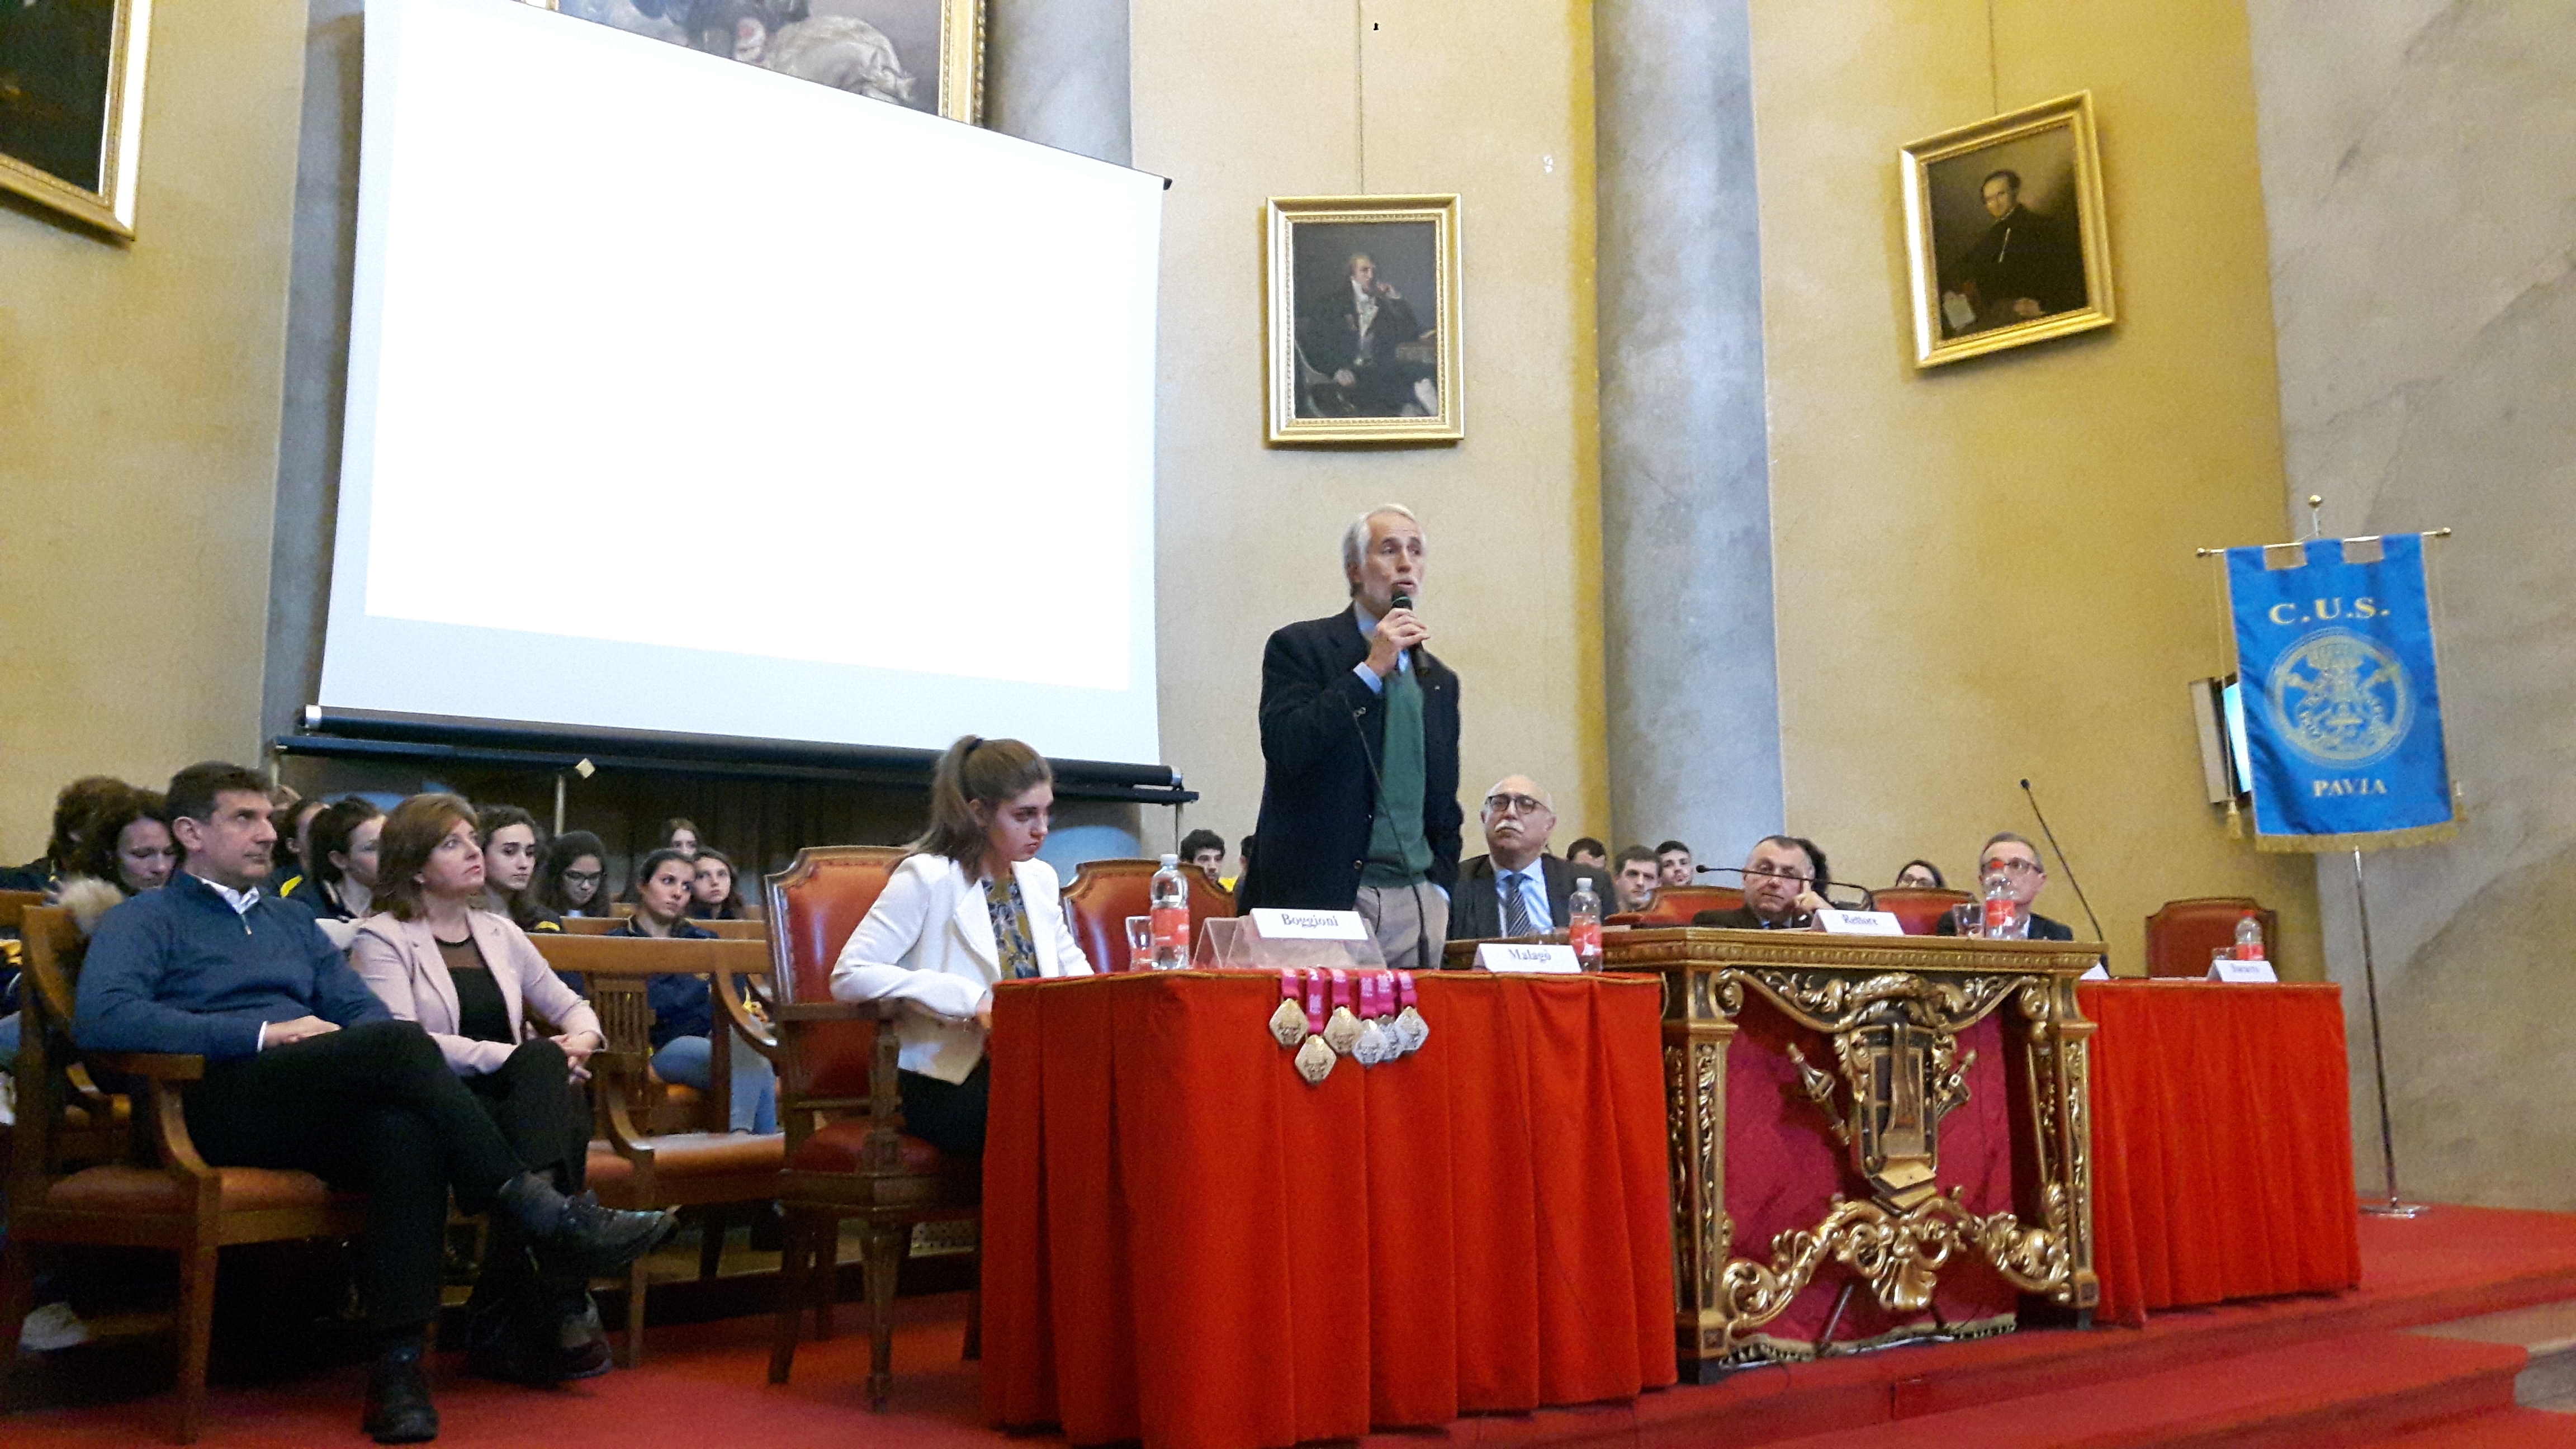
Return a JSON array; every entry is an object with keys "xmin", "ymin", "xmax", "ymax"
[
  {"xmin": 896, "ymin": 1060, "xmax": 988, "ymax": 1158},
  {"xmin": 462, "ymin": 1038, "xmax": 589, "ymax": 1192},
  {"xmin": 183, "ymin": 1020, "xmax": 528, "ymax": 1332}
]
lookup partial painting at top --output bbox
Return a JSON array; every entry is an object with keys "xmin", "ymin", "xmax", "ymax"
[
  {"xmin": 555, "ymin": 0, "xmax": 981, "ymax": 123},
  {"xmin": 0, "ymin": 0, "xmax": 151, "ymax": 236}
]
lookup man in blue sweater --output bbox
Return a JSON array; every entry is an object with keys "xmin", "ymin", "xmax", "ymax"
[{"xmin": 74, "ymin": 763, "xmax": 675, "ymax": 1445}]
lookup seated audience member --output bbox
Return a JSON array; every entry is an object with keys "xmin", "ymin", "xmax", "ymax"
[
  {"xmin": 1448, "ymin": 776, "xmax": 1575, "ymax": 940},
  {"xmin": 0, "ymin": 789, "xmax": 176, "ymax": 1072},
  {"xmin": 476, "ymin": 805, "xmax": 563, "ymax": 934},
  {"xmin": 686, "ymin": 847, "xmax": 749, "ymax": 921},
  {"xmin": 1894, "ymin": 858, "xmax": 1946, "ymax": 890},
  {"xmin": 1566, "ymin": 836, "xmax": 1609, "ymax": 880},
  {"xmin": 831, "ymin": 736, "xmax": 1091, "ymax": 1157},
  {"xmin": 1933, "ymin": 832, "xmax": 2073, "ymax": 940},
  {"xmin": 274, "ymin": 795, "xmax": 331, "ymax": 901},
  {"xmin": 612, "ymin": 848, "xmax": 776, "ymax": 1133},
  {"xmin": 0, "ymin": 775, "xmax": 130, "ymax": 893},
  {"xmin": 1180, "ymin": 827, "xmax": 1228, "ymax": 883},
  {"xmin": 661, "ymin": 818, "xmax": 700, "ymax": 858},
  {"xmin": 1656, "ymin": 840, "xmax": 1696, "ymax": 888},
  {"xmin": 1696, "ymin": 836, "xmax": 1831, "ymax": 930},
  {"xmin": 353, "ymin": 795, "xmax": 609, "ymax": 1385},
  {"xmin": 74, "ymin": 763, "xmax": 671, "ymax": 1443},
  {"xmin": 306, "ymin": 797, "xmax": 387, "ymax": 923},
  {"xmin": 537, "ymin": 831, "xmax": 613, "ymax": 918},
  {"xmin": 1612, "ymin": 845, "xmax": 1662, "ymax": 915}
]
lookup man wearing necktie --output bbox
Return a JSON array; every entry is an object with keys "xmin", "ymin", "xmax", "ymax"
[{"xmin": 1446, "ymin": 776, "xmax": 1577, "ymax": 941}]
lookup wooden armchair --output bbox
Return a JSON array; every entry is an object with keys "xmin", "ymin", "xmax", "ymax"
[
  {"xmin": 0, "ymin": 907, "xmax": 366, "ymax": 1444},
  {"xmin": 1877, "ymin": 887, "xmax": 1974, "ymax": 935},
  {"xmin": 1611, "ymin": 883, "xmax": 1742, "ymax": 926},
  {"xmin": 2146, "ymin": 897, "xmax": 2279, "ymax": 977},
  {"xmin": 1060, "ymin": 858, "xmax": 1234, "ymax": 972},
  {"xmin": 531, "ymin": 933, "xmax": 785, "ymax": 1366},
  {"xmin": 2, "ymin": 891, "xmax": 128, "ymax": 1166},
  {"xmin": 762, "ymin": 845, "xmax": 981, "ymax": 1408}
]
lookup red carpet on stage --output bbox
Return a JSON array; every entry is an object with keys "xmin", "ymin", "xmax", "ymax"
[{"xmin": 12, "ymin": 1204, "xmax": 2576, "ymax": 1447}]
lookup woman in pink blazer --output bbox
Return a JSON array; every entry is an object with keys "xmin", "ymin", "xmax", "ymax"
[{"xmin": 350, "ymin": 794, "xmax": 610, "ymax": 1389}]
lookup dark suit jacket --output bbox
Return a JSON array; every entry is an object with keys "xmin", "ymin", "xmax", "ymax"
[
  {"xmin": 1446, "ymin": 853, "xmax": 1576, "ymax": 941},
  {"xmin": 1237, "ymin": 607, "xmax": 1462, "ymax": 913},
  {"xmin": 1692, "ymin": 906, "xmax": 1812, "ymax": 931},
  {"xmin": 1933, "ymin": 909, "xmax": 2074, "ymax": 941}
]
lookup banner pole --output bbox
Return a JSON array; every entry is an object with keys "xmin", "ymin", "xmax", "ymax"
[{"xmin": 2352, "ymin": 847, "xmax": 2426, "ymax": 1218}]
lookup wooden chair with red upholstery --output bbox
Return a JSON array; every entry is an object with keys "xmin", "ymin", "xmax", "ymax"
[
  {"xmin": 762, "ymin": 845, "xmax": 982, "ymax": 1408},
  {"xmin": 529, "ymin": 932, "xmax": 785, "ymax": 1366},
  {"xmin": 2146, "ymin": 897, "xmax": 2279, "ymax": 978},
  {"xmin": 1609, "ymin": 883, "xmax": 1743, "ymax": 927},
  {"xmin": 1060, "ymin": 858, "xmax": 1235, "ymax": 972},
  {"xmin": 1877, "ymin": 887, "xmax": 1974, "ymax": 935},
  {"xmin": 0, "ymin": 907, "xmax": 367, "ymax": 1443},
  {"xmin": 1, "ymin": 891, "xmax": 129, "ymax": 1168}
]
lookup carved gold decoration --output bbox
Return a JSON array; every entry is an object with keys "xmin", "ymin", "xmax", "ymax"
[{"xmin": 1586, "ymin": 926, "xmax": 2103, "ymax": 1372}]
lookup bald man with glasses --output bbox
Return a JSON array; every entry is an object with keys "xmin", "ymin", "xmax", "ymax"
[
  {"xmin": 1933, "ymin": 832, "xmax": 2075, "ymax": 940},
  {"xmin": 1446, "ymin": 776, "xmax": 1578, "ymax": 942}
]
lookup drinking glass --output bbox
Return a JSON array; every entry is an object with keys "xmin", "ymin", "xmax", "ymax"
[{"xmin": 1124, "ymin": 915, "xmax": 1153, "ymax": 970}]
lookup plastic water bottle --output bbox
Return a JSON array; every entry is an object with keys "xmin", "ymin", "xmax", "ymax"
[
  {"xmin": 1568, "ymin": 877, "xmax": 1603, "ymax": 971},
  {"xmin": 1149, "ymin": 854, "xmax": 1190, "ymax": 969},
  {"xmin": 1980, "ymin": 872, "xmax": 2015, "ymax": 939},
  {"xmin": 2234, "ymin": 913, "xmax": 2265, "ymax": 961}
]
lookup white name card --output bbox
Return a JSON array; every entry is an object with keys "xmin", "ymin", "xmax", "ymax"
[
  {"xmin": 1476, "ymin": 943, "xmax": 1580, "ymax": 974},
  {"xmin": 1814, "ymin": 908, "xmax": 1904, "ymax": 936},
  {"xmin": 2080, "ymin": 962, "xmax": 2111, "ymax": 981},
  {"xmin": 1250, "ymin": 908, "xmax": 1369, "ymax": 942},
  {"xmin": 2209, "ymin": 959, "xmax": 2279, "ymax": 983}
]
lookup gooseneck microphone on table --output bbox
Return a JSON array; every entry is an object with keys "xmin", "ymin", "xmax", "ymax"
[{"xmin": 2021, "ymin": 778, "xmax": 2108, "ymax": 944}]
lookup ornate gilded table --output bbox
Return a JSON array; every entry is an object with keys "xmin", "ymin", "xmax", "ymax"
[{"xmin": 1602, "ymin": 928, "xmax": 2101, "ymax": 1379}]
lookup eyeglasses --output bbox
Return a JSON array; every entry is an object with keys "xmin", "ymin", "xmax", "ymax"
[
  {"xmin": 1481, "ymin": 794, "xmax": 1549, "ymax": 817},
  {"xmin": 561, "ymin": 869, "xmax": 603, "ymax": 884},
  {"xmin": 1981, "ymin": 858, "xmax": 2043, "ymax": 877},
  {"xmin": 1746, "ymin": 867, "xmax": 1812, "ymax": 884}
]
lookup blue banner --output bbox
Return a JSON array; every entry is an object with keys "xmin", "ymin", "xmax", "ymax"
[{"xmin": 2224, "ymin": 534, "xmax": 2455, "ymax": 849}]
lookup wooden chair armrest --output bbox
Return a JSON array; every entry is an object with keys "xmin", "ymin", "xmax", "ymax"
[
  {"xmin": 714, "ymin": 974, "xmax": 779, "ymax": 1063},
  {"xmin": 88, "ymin": 1051, "xmax": 206, "ymax": 1082},
  {"xmin": 774, "ymin": 1001, "xmax": 883, "ymax": 1022}
]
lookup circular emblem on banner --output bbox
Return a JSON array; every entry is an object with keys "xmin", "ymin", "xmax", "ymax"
[{"xmin": 2266, "ymin": 628, "xmax": 2413, "ymax": 768}]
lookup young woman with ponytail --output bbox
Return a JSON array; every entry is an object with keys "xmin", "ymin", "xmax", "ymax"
[{"xmin": 828, "ymin": 736, "xmax": 1092, "ymax": 1156}]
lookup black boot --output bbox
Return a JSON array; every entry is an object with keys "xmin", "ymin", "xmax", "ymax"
[
  {"xmin": 495, "ymin": 1173, "xmax": 675, "ymax": 1280},
  {"xmin": 362, "ymin": 1332, "xmax": 439, "ymax": 1445}
]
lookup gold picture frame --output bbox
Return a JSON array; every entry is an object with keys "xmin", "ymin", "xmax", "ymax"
[
  {"xmin": 0, "ymin": 0, "xmax": 154, "ymax": 238},
  {"xmin": 539, "ymin": 0, "xmax": 984, "ymax": 125},
  {"xmin": 1901, "ymin": 92, "xmax": 2114, "ymax": 368},
  {"xmin": 1266, "ymin": 194, "xmax": 1464, "ymax": 444}
]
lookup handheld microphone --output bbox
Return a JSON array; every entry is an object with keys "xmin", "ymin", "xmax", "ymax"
[{"xmin": 2021, "ymin": 778, "xmax": 2107, "ymax": 944}]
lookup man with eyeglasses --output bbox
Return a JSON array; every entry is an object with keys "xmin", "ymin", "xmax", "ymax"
[
  {"xmin": 1934, "ymin": 832, "xmax": 2073, "ymax": 940},
  {"xmin": 1446, "ymin": 777, "xmax": 1576, "ymax": 941},
  {"xmin": 1694, "ymin": 836, "xmax": 1832, "ymax": 930}
]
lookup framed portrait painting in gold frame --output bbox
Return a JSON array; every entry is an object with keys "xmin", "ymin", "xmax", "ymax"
[
  {"xmin": 1266, "ymin": 194, "xmax": 1464, "ymax": 444},
  {"xmin": 0, "ymin": 0, "xmax": 153, "ymax": 238},
  {"xmin": 545, "ymin": 0, "xmax": 985, "ymax": 124},
  {"xmin": 1901, "ymin": 92, "xmax": 2114, "ymax": 368}
]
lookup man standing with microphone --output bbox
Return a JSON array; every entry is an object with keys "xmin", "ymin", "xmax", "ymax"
[{"xmin": 1237, "ymin": 504, "xmax": 1462, "ymax": 969}]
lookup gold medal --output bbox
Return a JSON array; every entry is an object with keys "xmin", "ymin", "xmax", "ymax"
[
  {"xmin": 1395, "ymin": 1004, "xmax": 1429, "ymax": 1054},
  {"xmin": 1295, "ymin": 1033, "xmax": 1337, "ymax": 1085},
  {"xmin": 1322, "ymin": 1005, "xmax": 1363, "ymax": 1056},
  {"xmin": 1270, "ymin": 996, "xmax": 1309, "ymax": 1048}
]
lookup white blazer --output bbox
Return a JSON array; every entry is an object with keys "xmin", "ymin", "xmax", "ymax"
[
  {"xmin": 349, "ymin": 911, "xmax": 603, "ymax": 1077},
  {"xmin": 830, "ymin": 853, "xmax": 1092, "ymax": 1084}
]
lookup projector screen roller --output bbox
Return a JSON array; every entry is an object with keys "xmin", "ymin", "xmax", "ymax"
[{"xmin": 322, "ymin": 0, "xmax": 1164, "ymax": 765}]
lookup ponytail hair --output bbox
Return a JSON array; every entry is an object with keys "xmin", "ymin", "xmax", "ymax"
[{"xmin": 910, "ymin": 736, "xmax": 1053, "ymax": 870}]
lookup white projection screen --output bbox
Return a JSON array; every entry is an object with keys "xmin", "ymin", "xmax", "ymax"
[{"xmin": 321, "ymin": 0, "xmax": 1165, "ymax": 765}]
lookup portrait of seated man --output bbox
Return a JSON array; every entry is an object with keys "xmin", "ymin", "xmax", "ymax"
[
  {"xmin": 1296, "ymin": 249, "xmax": 1440, "ymax": 419},
  {"xmin": 1938, "ymin": 166, "xmax": 2087, "ymax": 337}
]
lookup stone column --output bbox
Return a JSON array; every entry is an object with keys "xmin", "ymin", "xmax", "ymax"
[
  {"xmin": 261, "ymin": 0, "xmax": 365, "ymax": 744},
  {"xmin": 1593, "ymin": 0, "xmax": 1784, "ymax": 856},
  {"xmin": 985, "ymin": 0, "xmax": 1131, "ymax": 165}
]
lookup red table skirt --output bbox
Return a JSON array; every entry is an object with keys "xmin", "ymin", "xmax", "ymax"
[
  {"xmin": 982, "ymin": 971, "xmax": 1677, "ymax": 1449},
  {"xmin": 2084, "ymin": 981, "xmax": 2362, "ymax": 1325}
]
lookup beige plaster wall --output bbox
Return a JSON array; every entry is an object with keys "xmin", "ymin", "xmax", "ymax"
[
  {"xmin": 0, "ymin": 3, "xmax": 310, "ymax": 863},
  {"xmin": 1742, "ymin": 0, "xmax": 2322, "ymax": 976},
  {"xmin": 1133, "ymin": 0, "xmax": 1607, "ymax": 856}
]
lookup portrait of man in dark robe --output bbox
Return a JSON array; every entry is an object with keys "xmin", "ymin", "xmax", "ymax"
[
  {"xmin": 1291, "ymin": 221, "xmax": 1442, "ymax": 420},
  {"xmin": 1934, "ymin": 158, "xmax": 2090, "ymax": 338},
  {"xmin": 0, "ymin": 0, "xmax": 117, "ymax": 195}
]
